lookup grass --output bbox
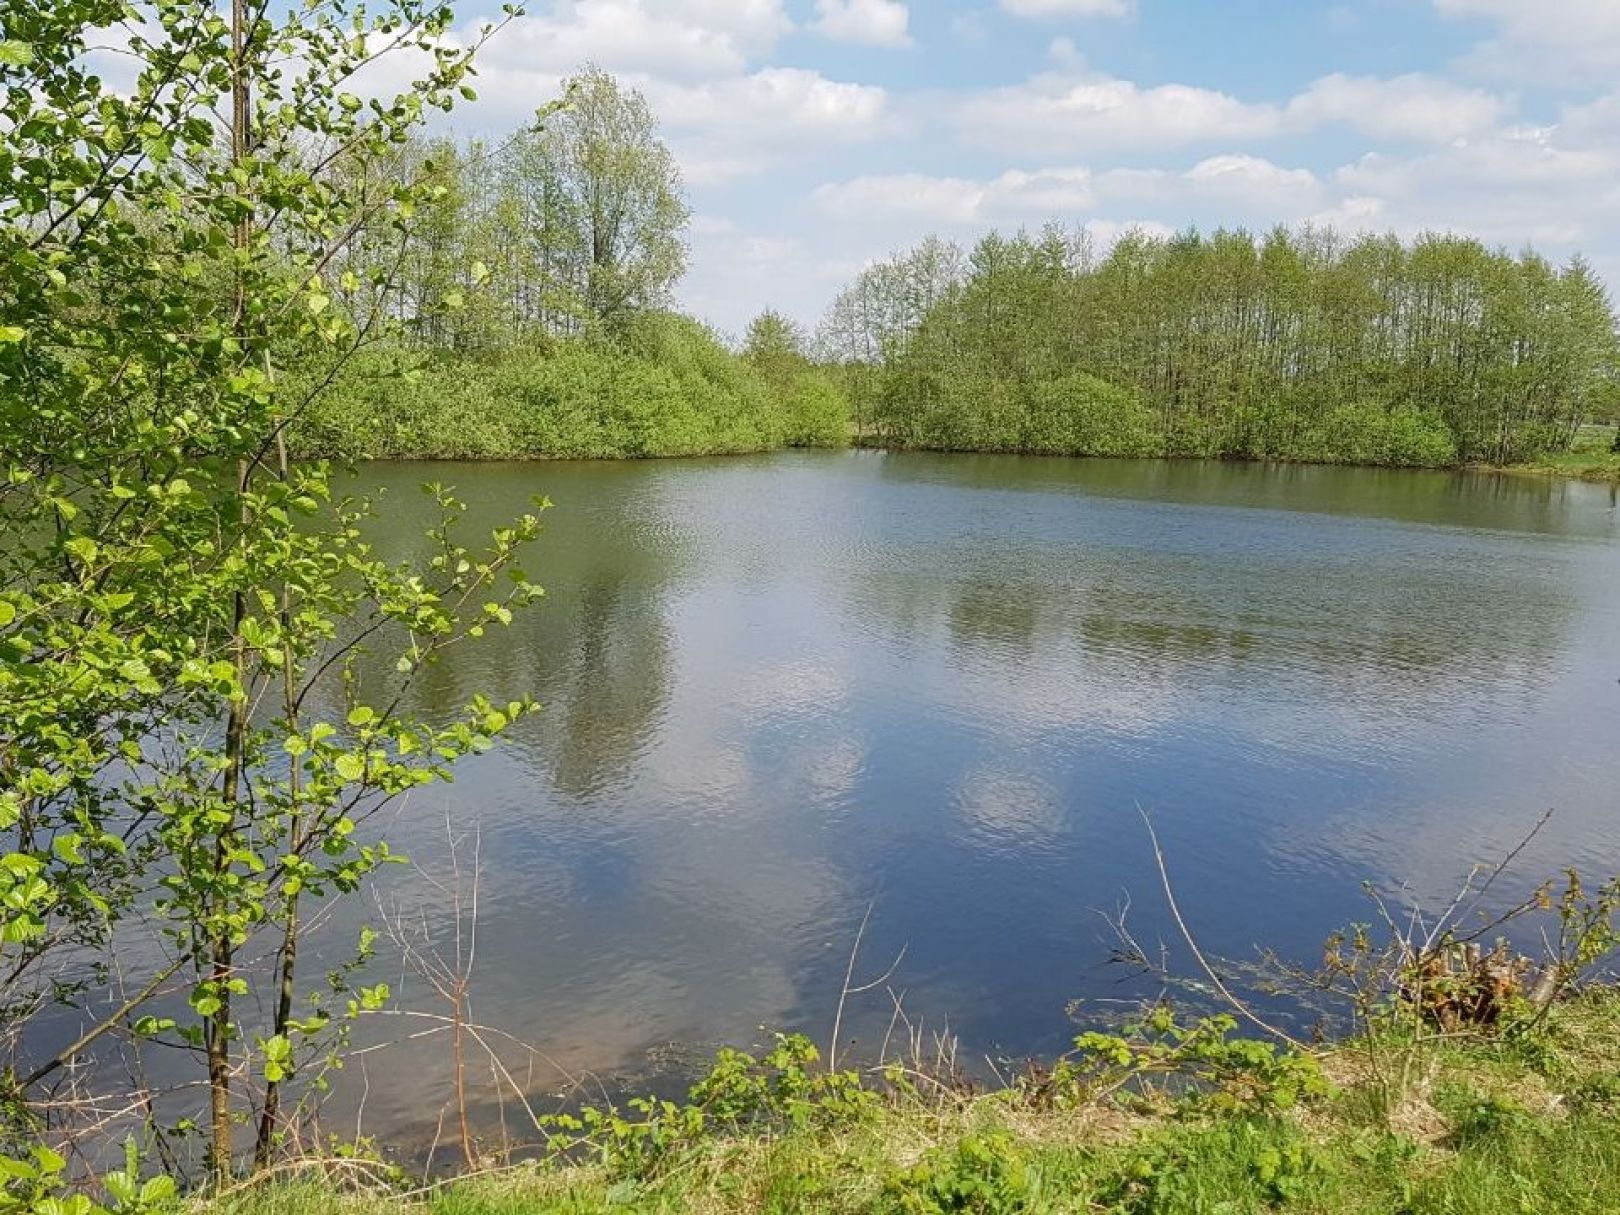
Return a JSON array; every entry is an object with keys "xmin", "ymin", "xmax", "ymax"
[
  {"xmin": 202, "ymin": 992, "xmax": 1620, "ymax": 1215},
  {"xmin": 1504, "ymin": 425, "xmax": 1620, "ymax": 483}
]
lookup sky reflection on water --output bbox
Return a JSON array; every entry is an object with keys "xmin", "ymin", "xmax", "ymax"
[{"xmin": 316, "ymin": 453, "xmax": 1620, "ymax": 1141}]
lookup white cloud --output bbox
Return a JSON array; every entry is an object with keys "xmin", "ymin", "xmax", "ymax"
[
  {"xmin": 470, "ymin": 0, "xmax": 792, "ymax": 83},
  {"xmin": 1286, "ymin": 73, "xmax": 1511, "ymax": 143},
  {"xmin": 1436, "ymin": 0, "xmax": 1620, "ymax": 80},
  {"xmin": 812, "ymin": 156, "xmax": 1328, "ymax": 228},
  {"xmin": 1560, "ymin": 89, "xmax": 1620, "ymax": 141},
  {"xmin": 355, "ymin": 10, "xmax": 892, "ymax": 184},
  {"xmin": 652, "ymin": 68, "xmax": 896, "ymax": 183},
  {"xmin": 957, "ymin": 70, "xmax": 1282, "ymax": 154},
  {"xmin": 1098, "ymin": 155, "xmax": 1325, "ymax": 211},
  {"xmin": 957, "ymin": 62, "xmax": 1518, "ymax": 156},
  {"xmin": 815, "ymin": 173, "xmax": 990, "ymax": 224},
  {"xmin": 813, "ymin": 0, "xmax": 912, "ymax": 48},
  {"xmin": 1000, "ymin": 0, "xmax": 1133, "ymax": 18},
  {"xmin": 1331, "ymin": 127, "xmax": 1620, "ymax": 246},
  {"xmin": 681, "ymin": 225, "xmax": 865, "ymax": 337}
]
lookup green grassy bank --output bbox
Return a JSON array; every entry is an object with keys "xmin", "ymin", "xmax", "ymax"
[
  {"xmin": 1499, "ymin": 426, "xmax": 1620, "ymax": 483},
  {"xmin": 204, "ymin": 992, "xmax": 1620, "ymax": 1215}
]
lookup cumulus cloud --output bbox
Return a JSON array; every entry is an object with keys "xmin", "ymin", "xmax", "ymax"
[
  {"xmin": 1098, "ymin": 155, "xmax": 1325, "ymax": 211},
  {"xmin": 681, "ymin": 223, "xmax": 868, "ymax": 335},
  {"xmin": 813, "ymin": 0, "xmax": 912, "ymax": 48},
  {"xmin": 469, "ymin": 0, "xmax": 791, "ymax": 84},
  {"xmin": 1436, "ymin": 0, "xmax": 1620, "ymax": 80},
  {"xmin": 810, "ymin": 166, "xmax": 1117, "ymax": 227},
  {"xmin": 999, "ymin": 0, "xmax": 1133, "ymax": 18},
  {"xmin": 1331, "ymin": 127, "xmax": 1620, "ymax": 246},
  {"xmin": 650, "ymin": 68, "xmax": 897, "ymax": 182},
  {"xmin": 812, "ymin": 155, "xmax": 1330, "ymax": 228},
  {"xmin": 1285, "ymin": 73, "xmax": 1511, "ymax": 143},
  {"xmin": 956, "ymin": 60, "xmax": 1520, "ymax": 156},
  {"xmin": 1559, "ymin": 89, "xmax": 1620, "ymax": 141},
  {"xmin": 957, "ymin": 69, "xmax": 1282, "ymax": 155}
]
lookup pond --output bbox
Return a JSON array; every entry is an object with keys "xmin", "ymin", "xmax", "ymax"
[{"xmin": 329, "ymin": 451, "xmax": 1620, "ymax": 1141}]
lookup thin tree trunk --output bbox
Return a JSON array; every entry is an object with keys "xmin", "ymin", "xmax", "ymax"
[
  {"xmin": 254, "ymin": 426, "xmax": 301, "ymax": 1171},
  {"xmin": 210, "ymin": 0, "xmax": 254, "ymax": 1179}
]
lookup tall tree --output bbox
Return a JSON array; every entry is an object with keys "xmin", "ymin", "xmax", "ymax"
[
  {"xmin": 0, "ymin": 0, "xmax": 541, "ymax": 1185},
  {"xmin": 505, "ymin": 65, "xmax": 690, "ymax": 330}
]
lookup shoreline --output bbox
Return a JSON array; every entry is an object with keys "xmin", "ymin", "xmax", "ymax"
[
  {"xmin": 321, "ymin": 443, "xmax": 1620, "ymax": 485},
  {"xmin": 204, "ymin": 989, "xmax": 1620, "ymax": 1214}
]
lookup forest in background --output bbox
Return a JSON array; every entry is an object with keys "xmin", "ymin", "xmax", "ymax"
[
  {"xmin": 825, "ymin": 228, "xmax": 1620, "ymax": 466},
  {"xmin": 297, "ymin": 67, "xmax": 849, "ymax": 459},
  {"xmin": 303, "ymin": 68, "xmax": 1620, "ymax": 470}
]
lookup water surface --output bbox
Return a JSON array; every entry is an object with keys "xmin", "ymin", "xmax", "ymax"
[{"xmin": 331, "ymin": 453, "xmax": 1620, "ymax": 1138}]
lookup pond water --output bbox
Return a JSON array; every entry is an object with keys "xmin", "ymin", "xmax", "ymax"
[{"xmin": 329, "ymin": 452, "xmax": 1620, "ymax": 1141}]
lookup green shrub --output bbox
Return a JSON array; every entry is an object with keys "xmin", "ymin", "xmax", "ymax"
[
  {"xmin": 1023, "ymin": 373, "xmax": 1162, "ymax": 457},
  {"xmin": 540, "ymin": 1034, "xmax": 874, "ymax": 1183},
  {"xmin": 1099, "ymin": 1121, "xmax": 1322, "ymax": 1213},
  {"xmin": 884, "ymin": 1132, "xmax": 1032, "ymax": 1215},
  {"xmin": 1046, "ymin": 1008, "xmax": 1330, "ymax": 1115},
  {"xmin": 779, "ymin": 369, "xmax": 853, "ymax": 447},
  {"xmin": 295, "ymin": 313, "xmax": 840, "ymax": 460},
  {"xmin": 1296, "ymin": 401, "xmax": 1458, "ymax": 467}
]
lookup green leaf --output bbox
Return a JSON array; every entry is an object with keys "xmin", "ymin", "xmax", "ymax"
[
  {"xmin": 52, "ymin": 834, "xmax": 85, "ymax": 865},
  {"xmin": 0, "ymin": 325, "xmax": 25, "ymax": 344},
  {"xmin": 333, "ymin": 753, "xmax": 366, "ymax": 782},
  {"xmin": 141, "ymin": 1176, "xmax": 178, "ymax": 1204},
  {"xmin": 63, "ymin": 535, "xmax": 98, "ymax": 563},
  {"xmin": 0, "ymin": 42, "xmax": 32, "ymax": 67}
]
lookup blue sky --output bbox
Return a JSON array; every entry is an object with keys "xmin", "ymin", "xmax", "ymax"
[{"xmin": 402, "ymin": 0, "xmax": 1620, "ymax": 336}]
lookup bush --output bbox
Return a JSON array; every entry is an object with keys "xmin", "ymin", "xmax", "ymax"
[
  {"xmin": 1099, "ymin": 1121, "xmax": 1323, "ymax": 1213},
  {"xmin": 1024, "ymin": 373, "xmax": 1162, "ymax": 457},
  {"xmin": 884, "ymin": 1132, "xmax": 1032, "ymax": 1215},
  {"xmin": 539, "ymin": 1033, "xmax": 874, "ymax": 1183},
  {"xmin": 295, "ymin": 313, "xmax": 850, "ymax": 460},
  {"xmin": 779, "ymin": 369, "xmax": 854, "ymax": 447},
  {"xmin": 1297, "ymin": 401, "xmax": 1458, "ymax": 467}
]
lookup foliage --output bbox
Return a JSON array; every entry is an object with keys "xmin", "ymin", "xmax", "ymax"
[
  {"xmin": 487, "ymin": 64, "xmax": 689, "ymax": 331},
  {"xmin": 342, "ymin": 65, "xmax": 687, "ymax": 350},
  {"xmin": 1041, "ymin": 1008, "xmax": 1330, "ymax": 1116},
  {"xmin": 883, "ymin": 1133, "xmax": 1031, "ymax": 1215},
  {"xmin": 0, "ymin": 1139, "xmax": 175, "ymax": 1215},
  {"xmin": 744, "ymin": 310, "xmax": 853, "ymax": 448},
  {"xmin": 275, "ymin": 66, "xmax": 855, "ymax": 464},
  {"xmin": 0, "ymin": 0, "xmax": 542, "ymax": 1187},
  {"xmin": 821, "ymin": 225, "xmax": 1620, "ymax": 467},
  {"xmin": 539, "ymin": 1033, "xmax": 875, "ymax": 1182},
  {"xmin": 192, "ymin": 990, "xmax": 1620, "ymax": 1214},
  {"xmin": 298, "ymin": 312, "xmax": 850, "ymax": 459}
]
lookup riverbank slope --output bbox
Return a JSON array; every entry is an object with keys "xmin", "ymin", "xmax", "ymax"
[{"xmin": 210, "ymin": 991, "xmax": 1620, "ymax": 1215}]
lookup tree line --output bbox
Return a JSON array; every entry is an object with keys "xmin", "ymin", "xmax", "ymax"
[
  {"xmin": 306, "ymin": 68, "xmax": 1617, "ymax": 471},
  {"xmin": 300, "ymin": 66, "xmax": 850, "ymax": 459},
  {"xmin": 818, "ymin": 226, "xmax": 1620, "ymax": 466}
]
